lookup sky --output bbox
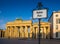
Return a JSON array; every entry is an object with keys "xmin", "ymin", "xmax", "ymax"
[{"xmin": 0, "ymin": 0, "xmax": 60, "ymax": 29}]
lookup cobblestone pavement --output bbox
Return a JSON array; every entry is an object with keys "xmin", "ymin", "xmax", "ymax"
[{"xmin": 0, "ymin": 38, "xmax": 60, "ymax": 44}]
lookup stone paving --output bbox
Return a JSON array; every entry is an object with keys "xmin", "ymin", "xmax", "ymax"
[{"xmin": 0, "ymin": 38, "xmax": 60, "ymax": 44}]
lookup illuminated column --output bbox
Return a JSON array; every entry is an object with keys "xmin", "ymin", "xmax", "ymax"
[
  {"xmin": 14, "ymin": 26, "xmax": 16, "ymax": 38},
  {"xmin": 20, "ymin": 26, "xmax": 24, "ymax": 38},
  {"xmin": 22, "ymin": 26, "xmax": 25, "ymax": 38},
  {"xmin": 36, "ymin": 27, "xmax": 38, "ymax": 38},
  {"xmin": 40, "ymin": 27, "xmax": 43, "ymax": 38},
  {"xmin": 5, "ymin": 27, "xmax": 7, "ymax": 38},
  {"xmin": 11, "ymin": 26, "xmax": 12, "ymax": 38},
  {"xmin": 45, "ymin": 26, "xmax": 50, "ymax": 39},
  {"xmin": 11, "ymin": 26, "xmax": 15, "ymax": 38},
  {"xmin": 33, "ymin": 27, "xmax": 35, "ymax": 38},
  {"xmin": 4, "ymin": 26, "xmax": 10, "ymax": 38},
  {"xmin": 17, "ymin": 27, "xmax": 20, "ymax": 38},
  {"xmin": 14, "ymin": 26, "xmax": 19, "ymax": 38},
  {"xmin": 47, "ymin": 26, "xmax": 50, "ymax": 39},
  {"xmin": 16, "ymin": 27, "xmax": 20, "ymax": 38},
  {"xmin": 9, "ymin": 26, "xmax": 11, "ymax": 38},
  {"xmin": 33, "ymin": 27, "xmax": 36, "ymax": 39},
  {"xmin": 40, "ymin": 27, "xmax": 42, "ymax": 38},
  {"xmin": 24, "ymin": 26, "xmax": 26, "ymax": 38},
  {"xmin": 20, "ymin": 26, "xmax": 22, "ymax": 38},
  {"xmin": 42, "ymin": 27, "xmax": 44, "ymax": 39},
  {"xmin": 30, "ymin": 26, "xmax": 33, "ymax": 38},
  {"xmin": 7, "ymin": 26, "xmax": 10, "ymax": 38},
  {"xmin": 36, "ymin": 27, "xmax": 37, "ymax": 38},
  {"xmin": 19, "ymin": 26, "xmax": 21, "ymax": 38},
  {"xmin": 25, "ymin": 26, "xmax": 28, "ymax": 38},
  {"xmin": 16, "ymin": 26, "xmax": 21, "ymax": 38},
  {"xmin": 10, "ymin": 26, "xmax": 14, "ymax": 38},
  {"xmin": 6, "ymin": 26, "xmax": 9, "ymax": 38},
  {"xmin": 33, "ymin": 27, "xmax": 35, "ymax": 35},
  {"xmin": 12, "ymin": 26, "xmax": 14, "ymax": 38},
  {"xmin": 49, "ymin": 26, "xmax": 50, "ymax": 38},
  {"xmin": 44, "ymin": 26, "xmax": 46, "ymax": 39}
]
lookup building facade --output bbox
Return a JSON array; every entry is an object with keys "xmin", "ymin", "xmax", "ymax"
[
  {"xmin": 49, "ymin": 11, "xmax": 60, "ymax": 38},
  {"xmin": 5, "ymin": 19, "xmax": 50, "ymax": 39}
]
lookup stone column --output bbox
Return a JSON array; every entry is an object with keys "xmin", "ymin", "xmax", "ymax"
[
  {"xmin": 10, "ymin": 26, "xmax": 13, "ymax": 38},
  {"xmin": 20, "ymin": 26, "xmax": 23, "ymax": 38},
  {"xmin": 41, "ymin": 28, "xmax": 43, "ymax": 38},
  {"xmin": 33, "ymin": 27, "xmax": 35, "ymax": 35},
  {"xmin": 44, "ymin": 26, "xmax": 46, "ymax": 39},
  {"xmin": 24, "ymin": 26, "xmax": 26, "ymax": 38},
  {"xmin": 18, "ymin": 27, "xmax": 21, "ymax": 38},
  {"xmin": 49, "ymin": 26, "xmax": 50, "ymax": 39},
  {"xmin": 33, "ymin": 27, "xmax": 34, "ymax": 38},
  {"xmin": 47, "ymin": 26, "xmax": 50, "ymax": 39},
  {"xmin": 36, "ymin": 27, "xmax": 38, "ymax": 39},
  {"xmin": 11, "ymin": 26, "xmax": 14, "ymax": 38},
  {"xmin": 32, "ymin": 27, "xmax": 36, "ymax": 39},
  {"xmin": 30, "ymin": 26, "xmax": 32, "ymax": 38},
  {"xmin": 2, "ymin": 31, "xmax": 4, "ymax": 38},
  {"xmin": 20, "ymin": 26, "xmax": 24, "ymax": 38},
  {"xmin": 5, "ymin": 27, "xmax": 7, "ymax": 38},
  {"xmin": 25, "ymin": 26, "xmax": 28, "ymax": 38},
  {"xmin": 42, "ymin": 27, "xmax": 44, "ymax": 39},
  {"xmin": 9, "ymin": 26, "xmax": 11, "ymax": 38},
  {"xmin": 10, "ymin": 26, "xmax": 14, "ymax": 38},
  {"xmin": 6, "ymin": 26, "xmax": 10, "ymax": 38},
  {"xmin": 14, "ymin": 26, "xmax": 16, "ymax": 38},
  {"xmin": 22, "ymin": 26, "xmax": 25, "ymax": 38},
  {"xmin": 14, "ymin": 26, "xmax": 19, "ymax": 38},
  {"xmin": 36, "ymin": 27, "xmax": 37, "ymax": 38}
]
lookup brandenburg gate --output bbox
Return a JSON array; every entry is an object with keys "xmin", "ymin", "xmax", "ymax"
[{"xmin": 5, "ymin": 18, "xmax": 50, "ymax": 39}]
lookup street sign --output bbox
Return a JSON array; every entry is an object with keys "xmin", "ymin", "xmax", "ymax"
[
  {"xmin": 32, "ymin": 2, "xmax": 48, "ymax": 44},
  {"xmin": 33, "ymin": 9, "xmax": 47, "ymax": 19}
]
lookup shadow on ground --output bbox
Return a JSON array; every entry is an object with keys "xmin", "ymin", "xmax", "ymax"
[{"xmin": 0, "ymin": 38, "xmax": 60, "ymax": 44}]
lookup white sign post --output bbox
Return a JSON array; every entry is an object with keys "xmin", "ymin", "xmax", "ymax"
[
  {"xmin": 32, "ymin": 2, "xmax": 48, "ymax": 44},
  {"xmin": 33, "ymin": 9, "xmax": 47, "ymax": 44},
  {"xmin": 33, "ymin": 9, "xmax": 47, "ymax": 19}
]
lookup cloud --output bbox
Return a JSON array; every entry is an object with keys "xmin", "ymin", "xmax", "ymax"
[
  {"xmin": 0, "ymin": 24, "xmax": 6, "ymax": 29},
  {"xmin": 0, "ymin": 19, "xmax": 3, "ymax": 22},
  {"xmin": 0, "ymin": 19, "xmax": 5, "ymax": 29}
]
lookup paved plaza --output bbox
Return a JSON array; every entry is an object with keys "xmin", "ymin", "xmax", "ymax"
[{"xmin": 0, "ymin": 38, "xmax": 60, "ymax": 44}]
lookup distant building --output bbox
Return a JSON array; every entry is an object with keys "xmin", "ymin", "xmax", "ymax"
[
  {"xmin": 49, "ymin": 11, "xmax": 60, "ymax": 39},
  {"xmin": 5, "ymin": 18, "xmax": 50, "ymax": 39},
  {"xmin": 0, "ymin": 29, "xmax": 5, "ymax": 38}
]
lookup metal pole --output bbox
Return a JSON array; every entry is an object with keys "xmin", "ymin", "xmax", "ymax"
[
  {"xmin": 37, "ymin": 2, "xmax": 42, "ymax": 44},
  {"xmin": 38, "ymin": 18, "xmax": 41, "ymax": 44}
]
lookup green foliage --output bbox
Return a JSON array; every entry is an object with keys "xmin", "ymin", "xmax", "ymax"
[
  {"xmin": 16, "ymin": 17, "xmax": 23, "ymax": 21},
  {"xmin": 0, "ymin": 29, "xmax": 3, "ymax": 30}
]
